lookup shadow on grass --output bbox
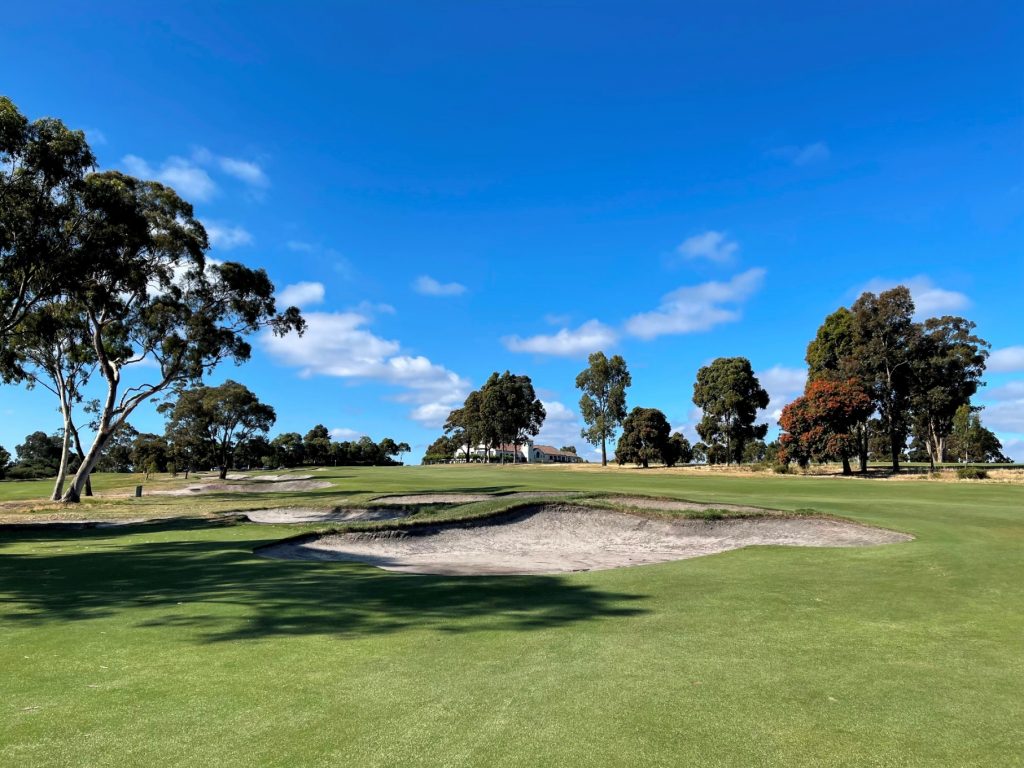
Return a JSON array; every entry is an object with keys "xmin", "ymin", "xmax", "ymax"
[{"xmin": 0, "ymin": 519, "xmax": 648, "ymax": 644}]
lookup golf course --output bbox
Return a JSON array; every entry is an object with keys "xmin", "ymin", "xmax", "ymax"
[{"xmin": 2, "ymin": 464, "xmax": 1021, "ymax": 767}]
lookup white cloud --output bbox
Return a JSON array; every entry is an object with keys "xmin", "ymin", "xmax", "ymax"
[
  {"xmin": 988, "ymin": 346, "xmax": 1024, "ymax": 373},
  {"xmin": 504, "ymin": 320, "xmax": 618, "ymax": 358},
  {"xmin": 330, "ymin": 427, "xmax": 364, "ymax": 440},
  {"xmin": 277, "ymin": 281, "xmax": 326, "ymax": 308},
  {"xmin": 261, "ymin": 311, "xmax": 469, "ymax": 428},
  {"xmin": 625, "ymin": 268, "xmax": 766, "ymax": 340},
  {"xmin": 84, "ymin": 128, "xmax": 107, "ymax": 146},
  {"xmin": 122, "ymin": 154, "xmax": 217, "ymax": 201},
  {"xmin": 987, "ymin": 381, "xmax": 1024, "ymax": 401},
  {"xmin": 757, "ymin": 365, "xmax": 808, "ymax": 422},
  {"xmin": 771, "ymin": 141, "xmax": 831, "ymax": 166},
  {"xmin": 859, "ymin": 275, "xmax": 970, "ymax": 318},
  {"xmin": 534, "ymin": 400, "xmax": 583, "ymax": 451},
  {"xmin": 203, "ymin": 222, "xmax": 253, "ymax": 250},
  {"xmin": 286, "ymin": 240, "xmax": 316, "ymax": 253},
  {"xmin": 676, "ymin": 231, "xmax": 739, "ymax": 263},
  {"xmin": 218, "ymin": 156, "xmax": 269, "ymax": 188},
  {"xmin": 982, "ymin": 400, "xmax": 1024, "ymax": 434},
  {"xmin": 413, "ymin": 275, "xmax": 467, "ymax": 297}
]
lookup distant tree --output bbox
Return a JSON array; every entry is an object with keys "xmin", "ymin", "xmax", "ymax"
[
  {"xmin": 479, "ymin": 371, "xmax": 545, "ymax": 463},
  {"xmin": 235, "ymin": 435, "xmax": 272, "ymax": 471},
  {"xmin": 741, "ymin": 438, "xmax": 768, "ymax": 464},
  {"xmin": 303, "ymin": 424, "xmax": 332, "ymax": 466},
  {"xmin": 395, "ymin": 441, "xmax": 411, "ymax": 463},
  {"xmin": 162, "ymin": 381, "xmax": 276, "ymax": 480},
  {"xmin": 423, "ymin": 435, "xmax": 457, "ymax": 464},
  {"xmin": 378, "ymin": 437, "xmax": 400, "ymax": 463},
  {"xmin": 0, "ymin": 445, "xmax": 11, "ymax": 479},
  {"xmin": 691, "ymin": 442, "xmax": 708, "ymax": 465},
  {"xmin": 445, "ymin": 390, "xmax": 484, "ymax": 463},
  {"xmin": 778, "ymin": 379, "xmax": 873, "ymax": 474},
  {"xmin": 910, "ymin": 317, "xmax": 988, "ymax": 469},
  {"xmin": 14, "ymin": 431, "xmax": 64, "ymax": 477},
  {"xmin": 95, "ymin": 424, "xmax": 139, "ymax": 473},
  {"xmin": 329, "ymin": 440, "xmax": 352, "ymax": 466},
  {"xmin": 805, "ymin": 306, "xmax": 870, "ymax": 472},
  {"xmin": 270, "ymin": 432, "xmax": 304, "ymax": 467},
  {"xmin": 851, "ymin": 287, "xmax": 919, "ymax": 472},
  {"xmin": 948, "ymin": 406, "xmax": 1009, "ymax": 464},
  {"xmin": 666, "ymin": 432, "xmax": 693, "ymax": 467},
  {"xmin": 615, "ymin": 407, "xmax": 672, "ymax": 468},
  {"xmin": 130, "ymin": 433, "xmax": 169, "ymax": 478},
  {"xmin": 0, "ymin": 97, "xmax": 95, "ymax": 343},
  {"xmin": 693, "ymin": 357, "xmax": 769, "ymax": 465},
  {"xmin": 576, "ymin": 352, "xmax": 632, "ymax": 466},
  {"xmin": 356, "ymin": 435, "xmax": 382, "ymax": 464},
  {"xmin": 559, "ymin": 445, "xmax": 578, "ymax": 455}
]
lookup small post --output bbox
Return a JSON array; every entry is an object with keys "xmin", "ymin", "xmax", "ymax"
[{"xmin": 135, "ymin": 485, "xmax": 143, "ymax": 498}]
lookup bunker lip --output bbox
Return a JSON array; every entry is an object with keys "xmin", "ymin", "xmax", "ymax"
[
  {"xmin": 241, "ymin": 507, "xmax": 408, "ymax": 524},
  {"xmin": 151, "ymin": 479, "xmax": 332, "ymax": 495},
  {"xmin": 257, "ymin": 504, "xmax": 913, "ymax": 576},
  {"xmin": 370, "ymin": 491, "xmax": 584, "ymax": 505}
]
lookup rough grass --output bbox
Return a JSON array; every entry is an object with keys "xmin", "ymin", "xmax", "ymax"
[{"xmin": 1, "ymin": 464, "xmax": 1022, "ymax": 767}]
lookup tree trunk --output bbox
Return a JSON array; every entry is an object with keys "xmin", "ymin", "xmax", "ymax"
[
  {"xmin": 841, "ymin": 455, "xmax": 851, "ymax": 476},
  {"xmin": 51, "ymin": 425, "xmax": 72, "ymax": 501},
  {"xmin": 889, "ymin": 424, "xmax": 901, "ymax": 473},
  {"xmin": 219, "ymin": 466, "xmax": 227, "ymax": 480},
  {"xmin": 601, "ymin": 437, "xmax": 607, "ymax": 467},
  {"xmin": 63, "ymin": 427, "xmax": 115, "ymax": 503},
  {"xmin": 68, "ymin": 421, "xmax": 92, "ymax": 496},
  {"xmin": 858, "ymin": 423, "xmax": 868, "ymax": 473}
]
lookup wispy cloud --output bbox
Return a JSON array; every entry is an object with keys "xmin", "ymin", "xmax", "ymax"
[
  {"xmin": 217, "ymin": 156, "xmax": 269, "ymax": 188},
  {"xmin": 625, "ymin": 268, "xmax": 766, "ymax": 340},
  {"xmin": 858, "ymin": 275, "xmax": 970, "ymax": 318},
  {"xmin": 122, "ymin": 154, "xmax": 217, "ymax": 201},
  {"xmin": 503, "ymin": 320, "xmax": 618, "ymax": 358},
  {"xmin": 413, "ymin": 275, "xmax": 467, "ymax": 297},
  {"xmin": 277, "ymin": 281, "xmax": 326, "ymax": 308},
  {"xmin": 203, "ymin": 222, "xmax": 253, "ymax": 250},
  {"xmin": 770, "ymin": 141, "xmax": 831, "ymax": 166},
  {"xmin": 330, "ymin": 427, "xmax": 365, "ymax": 440},
  {"xmin": 757, "ymin": 364, "xmax": 807, "ymax": 422},
  {"xmin": 988, "ymin": 346, "xmax": 1024, "ymax": 373},
  {"xmin": 286, "ymin": 240, "xmax": 317, "ymax": 253},
  {"xmin": 262, "ymin": 310, "xmax": 469, "ymax": 427},
  {"xmin": 676, "ymin": 231, "xmax": 739, "ymax": 263}
]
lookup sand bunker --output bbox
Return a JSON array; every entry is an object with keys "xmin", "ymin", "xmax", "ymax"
[
  {"xmin": 154, "ymin": 479, "xmax": 331, "ymax": 496},
  {"xmin": 242, "ymin": 507, "xmax": 407, "ymax": 524},
  {"xmin": 372, "ymin": 491, "xmax": 582, "ymax": 505},
  {"xmin": 602, "ymin": 496, "xmax": 769, "ymax": 515},
  {"xmin": 260, "ymin": 505, "xmax": 911, "ymax": 575}
]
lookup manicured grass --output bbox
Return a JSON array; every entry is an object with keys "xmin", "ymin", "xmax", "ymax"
[{"xmin": 1, "ymin": 465, "xmax": 1022, "ymax": 766}]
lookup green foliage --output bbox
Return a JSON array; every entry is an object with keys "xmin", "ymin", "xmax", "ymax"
[
  {"xmin": 693, "ymin": 357, "xmax": 769, "ymax": 464},
  {"xmin": 956, "ymin": 467, "xmax": 988, "ymax": 480},
  {"xmin": 576, "ymin": 351, "xmax": 631, "ymax": 465},
  {"xmin": 667, "ymin": 432, "xmax": 693, "ymax": 466},
  {"xmin": 0, "ymin": 444, "xmax": 9, "ymax": 478},
  {"xmin": 778, "ymin": 379, "xmax": 873, "ymax": 474},
  {"xmin": 162, "ymin": 381, "xmax": 276, "ymax": 479},
  {"xmin": 615, "ymin": 407, "xmax": 672, "ymax": 468},
  {"xmin": 422, "ymin": 434, "xmax": 458, "ymax": 464}
]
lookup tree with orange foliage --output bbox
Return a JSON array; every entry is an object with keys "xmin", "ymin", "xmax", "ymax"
[{"xmin": 778, "ymin": 379, "xmax": 873, "ymax": 475}]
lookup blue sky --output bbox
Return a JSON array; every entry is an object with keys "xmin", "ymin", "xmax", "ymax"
[{"xmin": 2, "ymin": 1, "xmax": 1022, "ymax": 460}]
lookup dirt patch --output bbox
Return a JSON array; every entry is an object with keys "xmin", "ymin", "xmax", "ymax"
[
  {"xmin": 153, "ymin": 479, "xmax": 331, "ymax": 496},
  {"xmin": 601, "ymin": 495, "xmax": 769, "ymax": 515},
  {"xmin": 260, "ymin": 504, "xmax": 912, "ymax": 575},
  {"xmin": 242, "ymin": 507, "xmax": 407, "ymax": 524}
]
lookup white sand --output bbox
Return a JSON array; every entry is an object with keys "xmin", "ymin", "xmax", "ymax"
[{"xmin": 260, "ymin": 505, "xmax": 912, "ymax": 575}]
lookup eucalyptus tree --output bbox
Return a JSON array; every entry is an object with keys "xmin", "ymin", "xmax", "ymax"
[
  {"xmin": 576, "ymin": 351, "xmax": 631, "ymax": 466},
  {"xmin": 0, "ymin": 97, "xmax": 94, "ymax": 344},
  {"xmin": 692, "ymin": 357, "xmax": 769, "ymax": 464},
  {"xmin": 162, "ymin": 381, "xmax": 277, "ymax": 480},
  {"xmin": 480, "ymin": 371, "xmax": 545, "ymax": 463},
  {"xmin": 54, "ymin": 171, "xmax": 303, "ymax": 501},
  {"xmin": 615, "ymin": 407, "xmax": 672, "ymax": 468},
  {"xmin": 445, "ymin": 389, "xmax": 485, "ymax": 462}
]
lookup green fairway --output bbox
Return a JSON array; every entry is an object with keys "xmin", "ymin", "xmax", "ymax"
[{"xmin": 1, "ymin": 466, "xmax": 1022, "ymax": 767}]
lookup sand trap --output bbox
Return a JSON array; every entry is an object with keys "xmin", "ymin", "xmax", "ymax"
[
  {"xmin": 260, "ymin": 505, "xmax": 912, "ymax": 575},
  {"xmin": 372, "ymin": 491, "xmax": 582, "ymax": 505},
  {"xmin": 602, "ymin": 496, "xmax": 769, "ymax": 515},
  {"xmin": 242, "ymin": 507, "xmax": 407, "ymax": 524},
  {"xmin": 154, "ymin": 479, "xmax": 331, "ymax": 496}
]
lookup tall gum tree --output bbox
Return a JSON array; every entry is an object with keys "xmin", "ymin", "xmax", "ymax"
[
  {"xmin": 576, "ymin": 351, "xmax": 631, "ymax": 466},
  {"xmin": 59, "ymin": 171, "xmax": 303, "ymax": 501},
  {"xmin": 692, "ymin": 357, "xmax": 769, "ymax": 465}
]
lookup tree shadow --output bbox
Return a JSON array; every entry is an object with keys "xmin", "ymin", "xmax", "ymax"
[{"xmin": 0, "ymin": 520, "xmax": 648, "ymax": 644}]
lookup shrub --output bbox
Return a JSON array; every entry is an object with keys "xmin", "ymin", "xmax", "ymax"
[
  {"xmin": 956, "ymin": 467, "xmax": 988, "ymax": 480},
  {"xmin": 772, "ymin": 462, "xmax": 793, "ymax": 474}
]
